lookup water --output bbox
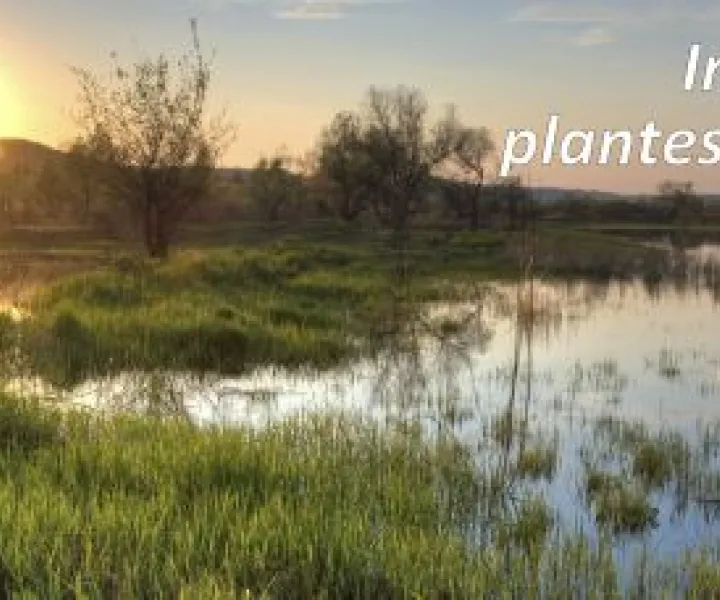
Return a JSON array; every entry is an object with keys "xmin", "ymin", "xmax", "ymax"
[
  {"xmin": 60, "ymin": 277, "xmax": 720, "ymax": 430},
  {"xmin": 7, "ymin": 254, "xmax": 720, "ymax": 576}
]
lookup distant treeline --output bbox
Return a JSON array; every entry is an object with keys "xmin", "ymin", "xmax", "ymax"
[{"xmin": 0, "ymin": 137, "xmax": 713, "ymax": 237}]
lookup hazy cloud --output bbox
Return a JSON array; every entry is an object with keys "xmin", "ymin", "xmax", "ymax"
[
  {"xmin": 571, "ymin": 27, "xmax": 614, "ymax": 47},
  {"xmin": 511, "ymin": 1, "xmax": 720, "ymax": 45},
  {"xmin": 512, "ymin": 3, "xmax": 619, "ymax": 25},
  {"xmin": 277, "ymin": 0, "xmax": 406, "ymax": 20},
  {"xmin": 192, "ymin": 0, "xmax": 405, "ymax": 19},
  {"xmin": 276, "ymin": 2, "xmax": 346, "ymax": 20}
]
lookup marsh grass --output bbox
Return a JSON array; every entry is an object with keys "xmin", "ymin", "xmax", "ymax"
[
  {"xmin": 1, "ymin": 224, "xmax": 720, "ymax": 595},
  {"xmin": 1, "ymin": 394, "xmax": 719, "ymax": 597},
  {"xmin": 11, "ymin": 237, "xmax": 504, "ymax": 387},
  {"xmin": 578, "ymin": 416, "xmax": 719, "ymax": 535},
  {"xmin": 516, "ymin": 441, "xmax": 559, "ymax": 481},
  {"xmin": 593, "ymin": 417, "xmax": 691, "ymax": 490},
  {"xmin": 0, "ymin": 224, "xmax": 687, "ymax": 389},
  {"xmin": 0, "ymin": 394, "xmax": 489, "ymax": 598},
  {"xmin": 585, "ymin": 470, "xmax": 659, "ymax": 533}
]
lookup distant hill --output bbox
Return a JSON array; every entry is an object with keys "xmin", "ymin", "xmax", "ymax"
[
  {"xmin": 0, "ymin": 138, "xmax": 68, "ymax": 173},
  {"xmin": 0, "ymin": 139, "xmax": 251, "ymax": 181},
  {"xmin": 2, "ymin": 137, "xmax": 720, "ymax": 206}
]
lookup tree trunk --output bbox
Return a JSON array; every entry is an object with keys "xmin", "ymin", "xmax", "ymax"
[
  {"xmin": 144, "ymin": 200, "xmax": 168, "ymax": 258},
  {"xmin": 154, "ymin": 213, "xmax": 170, "ymax": 259},
  {"xmin": 83, "ymin": 181, "xmax": 91, "ymax": 224},
  {"xmin": 469, "ymin": 192, "xmax": 479, "ymax": 231},
  {"xmin": 469, "ymin": 173, "xmax": 483, "ymax": 231}
]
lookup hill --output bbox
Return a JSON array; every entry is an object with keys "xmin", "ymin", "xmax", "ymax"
[
  {"xmin": 0, "ymin": 138, "xmax": 68, "ymax": 172},
  {"xmin": 2, "ymin": 137, "xmax": 720, "ymax": 209}
]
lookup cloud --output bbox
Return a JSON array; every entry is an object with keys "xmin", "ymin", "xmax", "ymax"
[
  {"xmin": 511, "ymin": 1, "xmax": 720, "ymax": 45},
  {"xmin": 571, "ymin": 27, "xmax": 615, "ymax": 47},
  {"xmin": 276, "ymin": 0, "xmax": 406, "ymax": 20},
  {"xmin": 511, "ymin": 3, "xmax": 619, "ymax": 25},
  {"xmin": 192, "ymin": 0, "xmax": 405, "ymax": 20},
  {"xmin": 276, "ymin": 2, "xmax": 346, "ymax": 19}
]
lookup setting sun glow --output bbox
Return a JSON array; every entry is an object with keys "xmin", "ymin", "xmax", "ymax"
[{"xmin": 0, "ymin": 70, "xmax": 23, "ymax": 138}]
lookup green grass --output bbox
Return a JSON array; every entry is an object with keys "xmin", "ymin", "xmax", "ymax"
[
  {"xmin": 0, "ymin": 221, "xmax": 682, "ymax": 388},
  {"xmin": 585, "ymin": 470, "xmax": 659, "ymax": 534},
  {"xmin": 516, "ymin": 442, "xmax": 558, "ymax": 481},
  {"xmin": 8, "ymin": 232, "xmax": 515, "ymax": 386},
  {"xmin": 0, "ymin": 394, "xmax": 486, "ymax": 598},
  {"xmin": 1, "ymin": 394, "xmax": 719, "ymax": 598},
  {"xmin": 593, "ymin": 417, "xmax": 691, "ymax": 490}
]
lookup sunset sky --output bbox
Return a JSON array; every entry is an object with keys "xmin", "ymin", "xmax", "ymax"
[{"xmin": 2, "ymin": 0, "xmax": 720, "ymax": 193}]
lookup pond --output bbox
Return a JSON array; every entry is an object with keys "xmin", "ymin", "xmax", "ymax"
[{"xmin": 6, "ymin": 248, "xmax": 720, "ymax": 584}]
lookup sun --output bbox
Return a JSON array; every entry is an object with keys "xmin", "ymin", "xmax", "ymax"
[{"xmin": 0, "ymin": 70, "xmax": 23, "ymax": 138}]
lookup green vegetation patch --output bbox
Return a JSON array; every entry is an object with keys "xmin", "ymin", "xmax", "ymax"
[
  {"xmin": 586, "ymin": 470, "xmax": 659, "ymax": 534},
  {"xmin": 11, "ymin": 234, "xmax": 510, "ymax": 386}
]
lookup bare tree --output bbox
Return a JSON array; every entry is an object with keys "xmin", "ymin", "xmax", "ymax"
[
  {"xmin": 448, "ymin": 124, "xmax": 496, "ymax": 230},
  {"xmin": 71, "ymin": 19, "xmax": 234, "ymax": 257}
]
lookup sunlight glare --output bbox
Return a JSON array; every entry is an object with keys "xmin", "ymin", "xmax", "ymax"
[{"xmin": 0, "ymin": 69, "xmax": 23, "ymax": 138}]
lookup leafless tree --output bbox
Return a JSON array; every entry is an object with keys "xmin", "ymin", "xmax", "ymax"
[
  {"xmin": 71, "ymin": 19, "xmax": 234, "ymax": 257},
  {"xmin": 448, "ymin": 123, "xmax": 496, "ymax": 230}
]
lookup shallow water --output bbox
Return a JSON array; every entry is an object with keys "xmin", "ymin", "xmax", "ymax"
[
  {"xmin": 59, "ymin": 278, "xmax": 720, "ymax": 430},
  {"xmin": 9, "ymin": 270, "xmax": 720, "ymax": 573}
]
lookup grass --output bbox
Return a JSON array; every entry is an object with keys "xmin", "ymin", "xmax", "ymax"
[
  {"xmin": 585, "ymin": 470, "xmax": 659, "ymax": 534},
  {"xmin": 2, "ymin": 230, "xmax": 514, "ymax": 387},
  {"xmin": 516, "ymin": 442, "xmax": 558, "ymax": 481},
  {"xmin": 0, "ymin": 394, "xmax": 719, "ymax": 597},
  {"xmin": 593, "ymin": 417, "xmax": 691, "ymax": 490},
  {"xmin": 0, "ymin": 220, "xmax": 718, "ymax": 595},
  {"xmin": 0, "ymin": 394, "xmax": 486, "ymax": 598},
  {"xmin": 0, "ymin": 221, "xmax": 687, "ymax": 387},
  {"xmin": 579, "ymin": 417, "xmax": 713, "ymax": 535}
]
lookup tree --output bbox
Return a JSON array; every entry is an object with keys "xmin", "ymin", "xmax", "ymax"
[
  {"xmin": 657, "ymin": 180, "xmax": 703, "ymax": 225},
  {"xmin": 71, "ymin": 19, "xmax": 233, "ymax": 257},
  {"xmin": 447, "ymin": 123, "xmax": 495, "ymax": 230},
  {"xmin": 295, "ymin": 150, "xmax": 334, "ymax": 219},
  {"xmin": 246, "ymin": 153, "xmax": 304, "ymax": 222},
  {"xmin": 493, "ymin": 176, "xmax": 532, "ymax": 231},
  {"xmin": 360, "ymin": 86, "xmax": 454, "ymax": 232},
  {"xmin": 316, "ymin": 111, "xmax": 372, "ymax": 222},
  {"xmin": 65, "ymin": 138, "xmax": 97, "ymax": 223},
  {"xmin": 36, "ymin": 160, "xmax": 77, "ymax": 222},
  {"xmin": 314, "ymin": 86, "xmax": 457, "ymax": 232}
]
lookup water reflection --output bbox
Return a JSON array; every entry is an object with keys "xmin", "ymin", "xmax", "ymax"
[{"xmin": 3, "ymin": 248, "xmax": 720, "ymax": 574}]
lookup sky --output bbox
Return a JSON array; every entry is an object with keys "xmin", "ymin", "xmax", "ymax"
[{"xmin": 1, "ymin": 0, "xmax": 720, "ymax": 193}]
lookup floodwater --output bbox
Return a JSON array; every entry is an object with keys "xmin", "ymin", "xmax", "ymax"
[
  {"xmin": 63, "ymin": 276, "xmax": 720, "ymax": 432},
  {"xmin": 7, "ymin": 245, "xmax": 720, "ymax": 575}
]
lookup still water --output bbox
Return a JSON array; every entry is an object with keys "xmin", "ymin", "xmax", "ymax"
[
  {"xmin": 9, "ymin": 264, "xmax": 720, "ymax": 574},
  {"xmin": 65, "ymin": 277, "xmax": 720, "ymax": 431}
]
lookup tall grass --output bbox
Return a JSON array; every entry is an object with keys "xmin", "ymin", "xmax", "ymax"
[
  {"xmin": 0, "ymin": 226, "xmax": 685, "ymax": 387},
  {"xmin": 8, "ymin": 235, "xmax": 507, "ymax": 387},
  {"xmin": 0, "ymin": 395, "xmax": 718, "ymax": 597}
]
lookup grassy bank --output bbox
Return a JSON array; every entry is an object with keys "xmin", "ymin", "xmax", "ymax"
[
  {"xmin": 0, "ymin": 394, "xmax": 718, "ymax": 598},
  {"xmin": 1, "ymin": 225, "xmax": 677, "ymax": 387}
]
